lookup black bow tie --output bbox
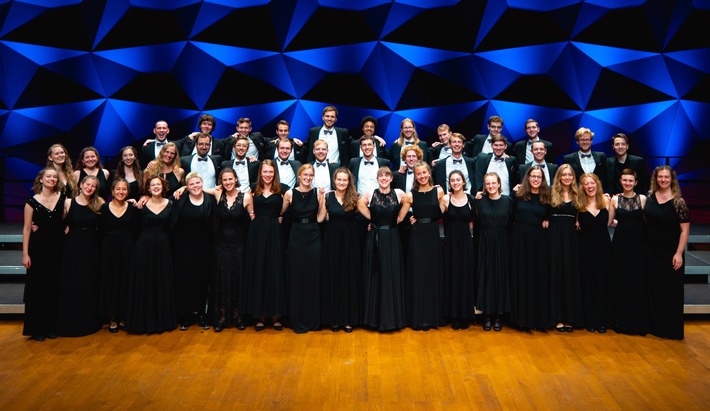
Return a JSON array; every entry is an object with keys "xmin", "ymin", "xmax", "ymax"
[
  {"xmin": 537, "ymin": 164, "xmax": 545, "ymax": 169},
  {"xmin": 364, "ymin": 160, "xmax": 374, "ymax": 165},
  {"xmin": 405, "ymin": 140, "xmax": 414, "ymax": 145},
  {"xmin": 280, "ymin": 160, "xmax": 289, "ymax": 166},
  {"xmin": 452, "ymin": 158, "xmax": 462, "ymax": 164},
  {"xmin": 197, "ymin": 157, "xmax": 208, "ymax": 162},
  {"xmin": 581, "ymin": 153, "xmax": 592, "ymax": 158},
  {"xmin": 156, "ymin": 141, "xmax": 166, "ymax": 146},
  {"xmin": 494, "ymin": 156, "xmax": 503, "ymax": 162},
  {"xmin": 323, "ymin": 129, "xmax": 333, "ymax": 135},
  {"xmin": 487, "ymin": 138, "xmax": 492, "ymax": 143},
  {"xmin": 316, "ymin": 162, "xmax": 326, "ymax": 167},
  {"xmin": 234, "ymin": 160, "xmax": 245, "ymax": 166},
  {"xmin": 406, "ymin": 169, "xmax": 413, "ymax": 175}
]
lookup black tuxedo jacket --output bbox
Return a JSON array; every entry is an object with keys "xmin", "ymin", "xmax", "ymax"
[
  {"xmin": 473, "ymin": 153, "xmax": 519, "ymax": 193},
  {"xmin": 432, "ymin": 156, "xmax": 477, "ymax": 194},
  {"xmin": 177, "ymin": 135, "xmax": 226, "ymax": 158},
  {"xmin": 274, "ymin": 159, "xmax": 302, "ymax": 188},
  {"xmin": 389, "ymin": 141, "xmax": 429, "ymax": 170},
  {"xmin": 180, "ymin": 154, "xmax": 223, "ymax": 186},
  {"xmin": 221, "ymin": 132, "xmax": 268, "ymax": 160},
  {"xmin": 302, "ymin": 126, "xmax": 351, "ymax": 165},
  {"xmin": 220, "ymin": 158, "xmax": 260, "ymax": 190},
  {"xmin": 349, "ymin": 157, "xmax": 390, "ymax": 190},
  {"xmin": 392, "ymin": 170, "xmax": 410, "ymax": 192},
  {"xmin": 519, "ymin": 162, "xmax": 558, "ymax": 184},
  {"xmin": 605, "ymin": 154, "xmax": 650, "ymax": 195},
  {"xmin": 350, "ymin": 137, "xmax": 389, "ymax": 160},
  {"xmin": 512, "ymin": 138, "xmax": 555, "ymax": 165},
  {"xmin": 562, "ymin": 151, "xmax": 607, "ymax": 184},
  {"xmin": 463, "ymin": 134, "xmax": 490, "ymax": 158}
]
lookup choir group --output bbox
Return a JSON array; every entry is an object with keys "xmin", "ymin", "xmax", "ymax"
[{"xmin": 21, "ymin": 107, "xmax": 690, "ymax": 342}]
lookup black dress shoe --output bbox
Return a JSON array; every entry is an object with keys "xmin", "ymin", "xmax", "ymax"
[
  {"xmin": 273, "ymin": 322, "xmax": 283, "ymax": 331},
  {"xmin": 179, "ymin": 323, "xmax": 189, "ymax": 331},
  {"xmin": 555, "ymin": 325, "xmax": 565, "ymax": 332},
  {"xmin": 597, "ymin": 327, "xmax": 607, "ymax": 334},
  {"xmin": 331, "ymin": 326, "xmax": 339, "ymax": 332},
  {"xmin": 493, "ymin": 320, "xmax": 502, "ymax": 332},
  {"xmin": 564, "ymin": 325, "xmax": 574, "ymax": 332},
  {"xmin": 47, "ymin": 332, "xmax": 57, "ymax": 339},
  {"xmin": 344, "ymin": 326, "xmax": 353, "ymax": 333},
  {"xmin": 109, "ymin": 326, "xmax": 119, "ymax": 334},
  {"xmin": 236, "ymin": 322, "xmax": 246, "ymax": 331},
  {"xmin": 255, "ymin": 323, "xmax": 265, "ymax": 331},
  {"xmin": 483, "ymin": 320, "xmax": 492, "ymax": 331},
  {"xmin": 586, "ymin": 327, "xmax": 595, "ymax": 333},
  {"xmin": 31, "ymin": 335, "xmax": 45, "ymax": 342},
  {"xmin": 199, "ymin": 315, "xmax": 210, "ymax": 330}
]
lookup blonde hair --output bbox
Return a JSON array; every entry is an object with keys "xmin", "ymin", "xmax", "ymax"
[
  {"xmin": 650, "ymin": 165, "xmax": 683, "ymax": 208},
  {"xmin": 577, "ymin": 173, "xmax": 606, "ymax": 211},
  {"xmin": 78, "ymin": 175, "xmax": 105, "ymax": 213},
  {"xmin": 550, "ymin": 164, "xmax": 580, "ymax": 208}
]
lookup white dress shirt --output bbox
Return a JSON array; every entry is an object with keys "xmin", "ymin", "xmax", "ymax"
[
  {"xmin": 357, "ymin": 157, "xmax": 379, "ymax": 196},
  {"xmin": 232, "ymin": 158, "xmax": 251, "ymax": 193},
  {"xmin": 487, "ymin": 156, "xmax": 510, "ymax": 195},
  {"xmin": 321, "ymin": 127, "xmax": 340, "ymax": 164},
  {"xmin": 191, "ymin": 155, "xmax": 216, "ymax": 189},
  {"xmin": 313, "ymin": 161, "xmax": 330, "ymax": 189}
]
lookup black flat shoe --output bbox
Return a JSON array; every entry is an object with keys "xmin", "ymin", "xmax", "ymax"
[
  {"xmin": 344, "ymin": 326, "xmax": 353, "ymax": 333},
  {"xmin": 331, "ymin": 326, "xmax": 339, "ymax": 332},
  {"xmin": 483, "ymin": 320, "xmax": 492, "ymax": 331},
  {"xmin": 598, "ymin": 327, "xmax": 607, "ymax": 334},
  {"xmin": 214, "ymin": 322, "xmax": 224, "ymax": 332},
  {"xmin": 586, "ymin": 327, "xmax": 595, "ymax": 333},
  {"xmin": 109, "ymin": 326, "xmax": 118, "ymax": 334},
  {"xmin": 199, "ymin": 315, "xmax": 210, "ymax": 330},
  {"xmin": 31, "ymin": 335, "xmax": 45, "ymax": 342},
  {"xmin": 255, "ymin": 323, "xmax": 265, "ymax": 331},
  {"xmin": 493, "ymin": 320, "xmax": 502, "ymax": 332},
  {"xmin": 236, "ymin": 322, "xmax": 246, "ymax": 331},
  {"xmin": 555, "ymin": 325, "xmax": 565, "ymax": 332},
  {"xmin": 273, "ymin": 322, "xmax": 283, "ymax": 331},
  {"xmin": 564, "ymin": 325, "xmax": 574, "ymax": 332},
  {"xmin": 179, "ymin": 323, "xmax": 188, "ymax": 331}
]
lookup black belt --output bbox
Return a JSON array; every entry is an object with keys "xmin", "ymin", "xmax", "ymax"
[
  {"xmin": 293, "ymin": 217, "xmax": 317, "ymax": 224},
  {"xmin": 373, "ymin": 225, "xmax": 391, "ymax": 230},
  {"xmin": 417, "ymin": 218, "xmax": 434, "ymax": 224},
  {"xmin": 551, "ymin": 214, "xmax": 575, "ymax": 218}
]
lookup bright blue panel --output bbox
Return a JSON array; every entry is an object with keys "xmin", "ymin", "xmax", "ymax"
[
  {"xmin": 571, "ymin": 42, "xmax": 657, "ymax": 67},
  {"xmin": 507, "ymin": 0, "xmax": 580, "ymax": 12},
  {"xmin": 0, "ymin": 43, "xmax": 40, "ymax": 107},
  {"xmin": 15, "ymin": 100, "xmax": 103, "ymax": 130},
  {"xmin": 394, "ymin": 0, "xmax": 459, "ymax": 7},
  {"xmin": 381, "ymin": 3, "xmax": 422, "ymax": 37},
  {"xmin": 1, "ymin": 41, "xmax": 84, "ymax": 65},
  {"xmin": 282, "ymin": 56, "xmax": 327, "ymax": 98},
  {"xmin": 191, "ymin": 41, "xmax": 278, "ymax": 66},
  {"xmin": 472, "ymin": 56, "xmax": 521, "ymax": 98},
  {"xmin": 319, "ymin": 0, "xmax": 392, "ymax": 10},
  {"xmin": 475, "ymin": 43, "xmax": 566, "ymax": 75},
  {"xmin": 107, "ymin": 99, "xmax": 196, "ymax": 139},
  {"xmin": 94, "ymin": 0, "xmax": 131, "ymax": 48},
  {"xmin": 130, "ymin": 0, "xmax": 202, "ymax": 9},
  {"xmin": 0, "ymin": 111, "xmax": 65, "ymax": 148},
  {"xmin": 173, "ymin": 43, "xmax": 228, "ymax": 108},
  {"xmin": 476, "ymin": 0, "xmax": 508, "ymax": 48},
  {"xmin": 680, "ymin": 100, "xmax": 710, "ymax": 141},
  {"xmin": 95, "ymin": 100, "xmax": 136, "ymax": 156},
  {"xmin": 487, "ymin": 100, "xmax": 580, "ymax": 142},
  {"xmin": 234, "ymin": 55, "xmax": 297, "ymax": 96},
  {"xmin": 666, "ymin": 49, "xmax": 710, "ymax": 73},
  {"xmin": 584, "ymin": 0, "xmax": 645, "ymax": 8},
  {"xmin": 360, "ymin": 43, "xmax": 415, "ymax": 109},
  {"xmin": 381, "ymin": 42, "xmax": 468, "ymax": 67},
  {"xmin": 45, "ymin": 54, "xmax": 105, "ymax": 96},
  {"xmin": 286, "ymin": 42, "xmax": 377, "ymax": 73},
  {"xmin": 94, "ymin": 42, "xmax": 187, "ymax": 72},
  {"xmin": 608, "ymin": 55, "xmax": 677, "ymax": 97},
  {"xmin": 284, "ymin": 0, "xmax": 318, "ymax": 47},
  {"xmin": 189, "ymin": 2, "xmax": 236, "ymax": 37},
  {"xmin": 205, "ymin": 0, "xmax": 269, "ymax": 6},
  {"xmin": 586, "ymin": 101, "xmax": 677, "ymax": 134},
  {"xmin": 92, "ymin": 55, "xmax": 141, "ymax": 96}
]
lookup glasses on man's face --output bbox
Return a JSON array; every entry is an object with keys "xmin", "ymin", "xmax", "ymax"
[{"xmin": 529, "ymin": 175, "xmax": 542, "ymax": 179}]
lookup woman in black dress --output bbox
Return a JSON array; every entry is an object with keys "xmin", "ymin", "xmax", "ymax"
[
  {"xmin": 321, "ymin": 168, "xmax": 370, "ymax": 333},
  {"xmin": 46, "ymin": 143, "xmax": 77, "ymax": 198},
  {"xmin": 397, "ymin": 160, "xmax": 445, "ymax": 331},
  {"xmin": 549, "ymin": 164, "xmax": 583, "ymax": 332},
  {"xmin": 608, "ymin": 168, "xmax": 648, "ymax": 335},
  {"xmin": 144, "ymin": 142, "xmax": 184, "ymax": 198},
  {"xmin": 125, "ymin": 175, "xmax": 176, "ymax": 334},
  {"xmin": 57, "ymin": 175, "xmax": 104, "ymax": 337},
  {"xmin": 99, "ymin": 178, "xmax": 139, "ymax": 333},
  {"xmin": 22, "ymin": 168, "xmax": 66, "ymax": 341},
  {"xmin": 577, "ymin": 173, "xmax": 612, "ymax": 333},
  {"xmin": 244, "ymin": 160, "xmax": 287, "ymax": 331},
  {"xmin": 361, "ymin": 166, "xmax": 406, "ymax": 331},
  {"xmin": 73, "ymin": 146, "xmax": 111, "ymax": 201},
  {"xmin": 209, "ymin": 168, "xmax": 253, "ymax": 332},
  {"xmin": 440, "ymin": 170, "xmax": 475, "ymax": 330},
  {"xmin": 281, "ymin": 164, "xmax": 327, "ymax": 333},
  {"xmin": 113, "ymin": 146, "xmax": 144, "ymax": 201},
  {"xmin": 645, "ymin": 166, "xmax": 689, "ymax": 340},
  {"xmin": 475, "ymin": 172, "xmax": 513, "ymax": 332},
  {"xmin": 509, "ymin": 166, "xmax": 552, "ymax": 332},
  {"xmin": 171, "ymin": 172, "xmax": 216, "ymax": 331}
]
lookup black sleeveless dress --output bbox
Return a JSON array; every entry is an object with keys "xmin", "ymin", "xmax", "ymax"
[
  {"xmin": 475, "ymin": 195, "xmax": 513, "ymax": 317},
  {"xmin": 161, "ymin": 171, "xmax": 181, "ymax": 198},
  {"xmin": 210, "ymin": 191, "xmax": 249, "ymax": 328},
  {"xmin": 57, "ymin": 199, "xmax": 102, "ymax": 336},
  {"xmin": 407, "ymin": 189, "xmax": 444, "ymax": 330},
  {"xmin": 578, "ymin": 208, "xmax": 612, "ymax": 331},
  {"xmin": 22, "ymin": 194, "xmax": 66, "ymax": 338},
  {"xmin": 321, "ymin": 193, "xmax": 362, "ymax": 328},
  {"xmin": 549, "ymin": 201, "xmax": 583, "ymax": 327},
  {"xmin": 287, "ymin": 189, "xmax": 322, "ymax": 333},
  {"xmin": 442, "ymin": 195, "xmax": 476, "ymax": 324},
  {"xmin": 362, "ymin": 189, "xmax": 406, "ymax": 331},
  {"xmin": 79, "ymin": 169, "xmax": 109, "ymax": 200}
]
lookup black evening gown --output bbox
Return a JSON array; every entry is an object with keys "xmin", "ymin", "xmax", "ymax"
[
  {"xmin": 443, "ymin": 195, "xmax": 476, "ymax": 324},
  {"xmin": 548, "ymin": 202, "xmax": 584, "ymax": 327},
  {"xmin": 125, "ymin": 201, "xmax": 176, "ymax": 334},
  {"xmin": 407, "ymin": 189, "xmax": 445, "ymax": 330},
  {"xmin": 210, "ymin": 191, "xmax": 249, "ymax": 328},
  {"xmin": 509, "ymin": 194, "xmax": 552, "ymax": 330},
  {"xmin": 127, "ymin": 179, "xmax": 141, "ymax": 201},
  {"xmin": 611, "ymin": 194, "xmax": 648, "ymax": 335},
  {"xmin": 79, "ymin": 169, "xmax": 109, "ymax": 200},
  {"xmin": 645, "ymin": 195, "xmax": 689, "ymax": 340},
  {"xmin": 99, "ymin": 203, "xmax": 139, "ymax": 324},
  {"xmin": 22, "ymin": 194, "xmax": 66, "ymax": 337},
  {"xmin": 161, "ymin": 171, "xmax": 181, "ymax": 197},
  {"xmin": 57, "ymin": 199, "xmax": 102, "ymax": 336},
  {"xmin": 245, "ymin": 193, "xmax": 287, "ymax": 320},
  {"xmin": 475, "ymin": 195, "xmax": 513, "ymax": 318},
  {"xmin": 321, "ymin": 193, "xmax": 362, "ymax": 328},
  {"xmin": 362, "ymin": 189, "xmax": 406, "ymax": 331},
  {"xmin": 171, "ymin": 195, "xmax": 215, "ymax": 324},
  {"xmin": 578, "ymin": 208, "xmax": 612, "ymax": 331},
  {"xmin": 287, "ymin": 189, "xmax": 322, "ymax": 333}
]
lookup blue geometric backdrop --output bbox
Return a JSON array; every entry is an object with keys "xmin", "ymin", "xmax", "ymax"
[{"xmin": 1, "ymin": 0, "xmax": 709, "ymax": 221}]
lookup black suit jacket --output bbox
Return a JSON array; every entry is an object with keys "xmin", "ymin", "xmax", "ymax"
[
  {"xmin": 519, "ymin": 162, "xmax": 558, "ymax": 185},
  {"xmin": 432, "ymin": 156, "xmax": 476, "ymax": 194},
  {"xmin": 389, "ymin": 141, "xmax": 429, "ymax": 170},
  {"xmin": 392, "ymin": 170, "xmax": 410, "ymax": 192},
  {"xmin": 274, "ymin": 159, "xmax": 302, "ymax": 188},
  {"xmin": 512, "ymin": 138, "xmax": 555, "ymax": 165},
  {"xmin": 349, "ymin": 157, "xmax": 390, "ymax": 191},
  {"xmin": 221, "ymin": 132, "xmax": 268, "ymax": 160},
  {"xmin": 220, "ymin": 158, "xmax": 260, "ymax": 190},
  {"xmin": 562, "ymin": 151, "xmax": 607, "ymax": 185},
  {"xmin": 605, "ymin": 155, "xmax": 650, "ymax": 195},
  {"xmin": 463, "ymin": 134, "xmax": 490, "ymax": 158},
  {"xmin": 473, "ymin": 153, "xmax": 519, "ymax": 194},
  {"xmin": 350, "ymin": 137, "xmax": 389, "ymax": 160},
  {"xmin": 180, "ymin": 154, "xmax": 223, "ymax": 187},
  {"xmin": 302, "ymin": 126, "xmax": 351, "ymax": 165},
  {"xmin": 177, "ymin": 135, "xmax": 226, "ymax": 158}
]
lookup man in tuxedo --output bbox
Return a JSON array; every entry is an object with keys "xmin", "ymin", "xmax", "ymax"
[
  {"xmin": 606, "ymin": 132, "xmax": 650, "ymax": 195},
  {"xmin": 309, "ymin": 140, "xmax": 338, "ymax": 190},
  {"xmin": 221, "ymin": 117, "xmax": 269, "ymax": 161},
  {"xmin": 140, "ymin": 120, "xmax": 174, "ymax": 165},
  {"xmin": 464, "ymin": 115, "xmax": 504, "ymax": 157},
  {"xmin": 433, "ymin": 132, "xmax": 475, "ymax": 193},
  {"xmin": 221, "ymin": 136, "xmax": 260, "ymax": 193},
  {"xmin": 349, "ymin": 135, "xmax": 390, "ymax": 196},
  {"xmin": 512, "ymin": 119, "xmax": 555, "ymax": 166},
  {"xmin": 266, "ymin": 120, "xmax": 303, "ymax": 161},
  {"xmin": 473, "ymin": 134, "xmax": 519, "ymax": 196},
  {"xmin": 180, "ymin": 133, "xmax": 222, "ymax": 189},
  {"xmin": 562, "ymin": 127, "xmax": 607, "ymax": 184},
  {"xmin": 178, "ymin": 113, "xmax": 226, "ymax": 158},
  {"xmin": 388, "ymin": 118, "xmax": 429, "ymax": 170},
  {"xmin": 429, "ymin": 124, "xmax": 454, "ymax": 167},
  {"xmin": 274, "ymin": 139, "xmax": 301, "ymax": 189},
  {"xmin": 519, "ymin": 140, "xmax": 558, "ymax": 186},
  {"xmin": 302, "ymin": 105, "xmax": 351, "ymax": 166},
  {"xmin": 349, "ymin": 116, "xmax": 388, "ymax": 160}
]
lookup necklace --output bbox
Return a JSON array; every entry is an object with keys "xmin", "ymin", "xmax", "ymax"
[{"xmin": 297, "ymin": 188, "xmax": 311, "ymax": 199}]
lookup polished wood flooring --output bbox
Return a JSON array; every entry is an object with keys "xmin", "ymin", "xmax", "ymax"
[{"xmin": 2, "ymin": 318, "xmax": 710, "ymax": 410}]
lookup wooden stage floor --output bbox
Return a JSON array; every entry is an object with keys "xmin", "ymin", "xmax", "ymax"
[{"xmin": 1, "ymin": 319, "xmax": 710, "ymax": 410}]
